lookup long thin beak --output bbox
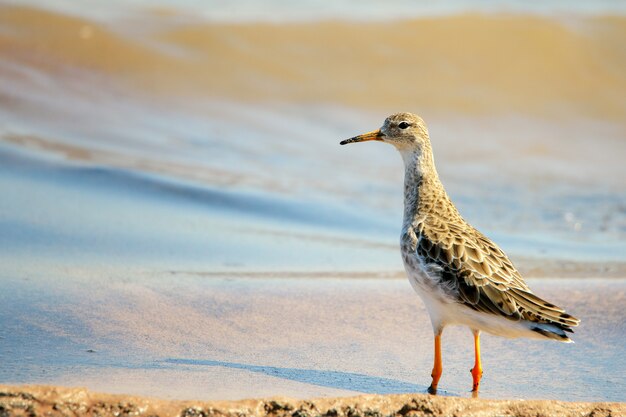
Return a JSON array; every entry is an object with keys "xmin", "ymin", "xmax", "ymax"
[{"xmin": 340, "ymin": 129, "xmax": 384, "ymax": 145}]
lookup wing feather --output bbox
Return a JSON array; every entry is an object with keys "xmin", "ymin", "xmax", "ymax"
[{"xmin": 418, "ymin": 218, "xmax": 579, "ymax": 328}]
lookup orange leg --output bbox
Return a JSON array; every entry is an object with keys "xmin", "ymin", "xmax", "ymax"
[
  {"xmin": 471, "ymin": 330, "xmax": 483, "ymax": 392},
  {"xmin": 428, "ymin": 330, "xmax": 443, "ymax": 394}
]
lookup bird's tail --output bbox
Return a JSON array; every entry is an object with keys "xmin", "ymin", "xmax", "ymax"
[
  {"xmin": 509, "ymin": 288, "xmax": 580, "ymax": 343},
  {"xmin": 529, "ymin": 322, "xmax": 575, "ymax": 343}
]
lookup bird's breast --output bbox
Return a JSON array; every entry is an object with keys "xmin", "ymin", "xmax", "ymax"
[
  {"xmin": 400, "ymin": 225, "xmax": 428, "ymax": 284},
  {"xmin": 400, "ymin": 224, "xmax": 418, "ymax": 256},
  {"xmin": 400, "ymin": 224, "xmax": 454, "ymax": 302}
]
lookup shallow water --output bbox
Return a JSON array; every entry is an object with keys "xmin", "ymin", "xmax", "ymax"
[
  {"xmin": 0, "ymin": 0, "xmax": 625, "ymax": 403},
  {"xmin": 1, "ymin": 3, "xmax": 625, "ymax": 270},
  {"xmin": 8, "ymin": 0, "xmax": 626, "ymax": 22}
]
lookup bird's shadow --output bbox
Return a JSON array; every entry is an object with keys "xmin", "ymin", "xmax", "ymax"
[{"xmin": 163, "ymin": 358, "xmax": 428, "ymax": 395}]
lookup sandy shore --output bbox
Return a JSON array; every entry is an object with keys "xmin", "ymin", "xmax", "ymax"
[{"xmin": 1, "ymin": 385, "xmax": 623, "ymax": 417}]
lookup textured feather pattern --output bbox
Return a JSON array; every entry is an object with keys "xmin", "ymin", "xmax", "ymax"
[
  {"xmin": 393, "ymin": 120, "xmax": 581, "ymax": 342},
  {"xmin": 407, "ymin": 180, "xmax": 580, "ymax": 340}
]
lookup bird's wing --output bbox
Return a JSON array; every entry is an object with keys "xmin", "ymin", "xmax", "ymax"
[{"xmin": 417, "ymin": 218, "xmax": 579, "ymax": 327}]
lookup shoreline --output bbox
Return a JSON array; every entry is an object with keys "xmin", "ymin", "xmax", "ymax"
[{"xmin": 1, "ymin": 385, "xmax": 623, "ymax": 417}]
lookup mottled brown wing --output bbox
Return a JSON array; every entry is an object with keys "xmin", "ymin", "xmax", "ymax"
[{"xmin": 417, "ymin": 220, "xmax": 579, "ymax": 328}]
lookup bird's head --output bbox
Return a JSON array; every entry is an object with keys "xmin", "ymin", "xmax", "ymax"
[{"xmin": 340, "ymin": 112, "xmax": 430, "ymax": 153}]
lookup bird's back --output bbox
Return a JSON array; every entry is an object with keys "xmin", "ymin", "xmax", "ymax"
[{"xmin": 402, "ymin": 176, "xmax": 580, "ymax": 341}]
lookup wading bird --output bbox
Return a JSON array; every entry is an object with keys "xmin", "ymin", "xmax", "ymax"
[{"xmin": 340, "ymin": 112, "xmax": 580, "ymax": 394}]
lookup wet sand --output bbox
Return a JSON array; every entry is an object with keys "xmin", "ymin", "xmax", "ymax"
[
  {"xmin": 1, "ymin": 385, "xmax": 624, "ymax": 417},
  {"xmin": 2, "ymin": 271, "xmax": 625, "ymax": 402}
]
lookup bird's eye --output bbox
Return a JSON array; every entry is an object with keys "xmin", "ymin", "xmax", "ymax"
[{"xmin": 398, "ymin": 121, "xmax": 410, "ymax": 129}]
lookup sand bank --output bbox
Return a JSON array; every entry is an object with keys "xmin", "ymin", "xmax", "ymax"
[{"xmin": 1, "ymin": 385, "xmax": 623, "ymax": 417}]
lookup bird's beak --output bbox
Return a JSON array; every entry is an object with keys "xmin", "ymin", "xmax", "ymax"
[{"xmin": 340, "ymin": 129, "xmax": 384, "ymax": 145}]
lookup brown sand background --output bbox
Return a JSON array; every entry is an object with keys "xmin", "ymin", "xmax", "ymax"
[{"xmin": 1, "ymin": 6, "xmax": 626, "ymax": 120}]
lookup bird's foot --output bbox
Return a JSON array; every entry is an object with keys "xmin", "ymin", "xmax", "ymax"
[
  {"xmin": 427, "ymin": 384, "xmax": 438, "ymax": 395},
  {"xmin": 470, "ymin": 367, "xmax": 483, "ymax": 393}
]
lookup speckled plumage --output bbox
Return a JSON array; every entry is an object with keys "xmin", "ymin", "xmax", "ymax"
[{"xmin": 341, "ymin": 112, "xmax": 580, "ymax": 393}]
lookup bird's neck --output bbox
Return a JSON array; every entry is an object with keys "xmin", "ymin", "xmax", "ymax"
[{"xmin": 400, "ymin": 147, "xmax": 447, "ymax": 228}]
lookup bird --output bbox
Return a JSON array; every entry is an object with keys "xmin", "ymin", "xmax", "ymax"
[{"xmin": 339, "ymin": 112, "xmax": 580, "ymax": 395}]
